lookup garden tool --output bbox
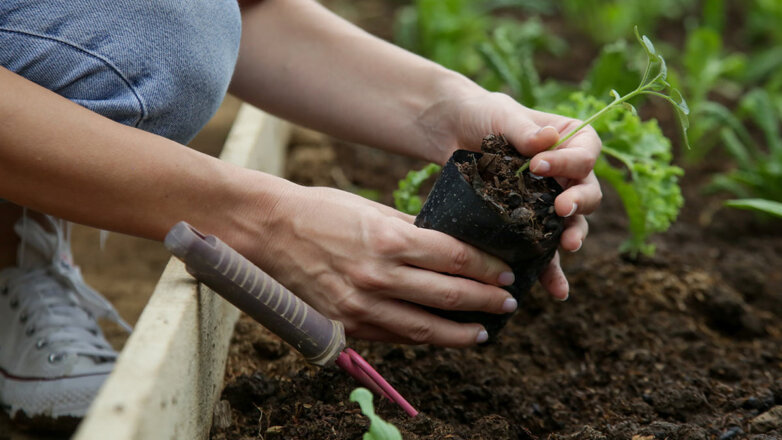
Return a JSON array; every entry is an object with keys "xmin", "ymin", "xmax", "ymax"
[{"xmin": 164, "ymin": 221, "xmax": 418, "ymax": 417}]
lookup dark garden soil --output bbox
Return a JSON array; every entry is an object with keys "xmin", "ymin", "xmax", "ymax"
[
  {"xmin": 209, "ymin": 2, "xmax": 782, "ymax": 439},
  {"xmin": 209, "ymin": 126, "xmax": 782, "ymax": 440}
]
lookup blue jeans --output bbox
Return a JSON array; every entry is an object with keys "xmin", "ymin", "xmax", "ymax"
[{"xmin": 0, "ymin": 0, "xmax": 241, "ymax": 145}]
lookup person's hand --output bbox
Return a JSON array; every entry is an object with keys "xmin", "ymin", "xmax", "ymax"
[
  {"xmin": 418, "ymin": 90, "xmax": 603, "ymax": 301},
  {"xmin": 231, "ymin": 180, "xmax": 519, "ymax": 347}
]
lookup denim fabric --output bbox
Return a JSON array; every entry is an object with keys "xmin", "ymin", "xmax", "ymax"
[{"xmin": 0, "ymin": 0, "xmax": 241, "ymax": 144}]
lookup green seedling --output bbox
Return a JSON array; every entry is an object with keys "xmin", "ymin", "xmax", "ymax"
[
  {"xmin": 350, "ymin": 388, "xmax": 403, "ymax": 440},
  {"xmin": 393, "ymin": 163, "xmax": 441, "ymax": 215},
  {"xmin": 517, "ymin": 26, "xmax": 690, "ymax": 175}
]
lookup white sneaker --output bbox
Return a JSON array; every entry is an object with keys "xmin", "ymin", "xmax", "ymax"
[{"xmin": 0, "ymin": 215, "xmax": 131, "ymax": 424}]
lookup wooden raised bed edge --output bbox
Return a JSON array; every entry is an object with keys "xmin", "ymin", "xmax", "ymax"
[{"xmin": 73, "ymin": 105, "xmax": 290, "ymax": 440}]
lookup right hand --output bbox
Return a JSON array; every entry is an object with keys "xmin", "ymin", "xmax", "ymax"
[{"xmin": 235, "ymin": 182, "xmax": 518, "ymax": 347}]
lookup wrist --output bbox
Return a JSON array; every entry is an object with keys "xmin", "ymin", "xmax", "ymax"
[
  {"xmin": 204, "ymin": 166, "xmax": 295, "ymax": 260},
  {"xmin": 416, "ymin": 70, "xmax": 488, "ymax": 164}
]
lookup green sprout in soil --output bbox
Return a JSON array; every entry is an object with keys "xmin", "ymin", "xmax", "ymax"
[
  {"xmin": 517, "ymin": 26, "xmax": 690, "ymax": 175},
  {"xmin": 350, "ymin": 388, "xmax": 403, "ymax": 440}
]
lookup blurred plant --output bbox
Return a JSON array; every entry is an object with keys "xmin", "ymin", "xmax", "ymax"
[
  {"xmin": 745, "ymin": 0, "xmax": 782, "ymax": 46},
  {"xmin": 395, "ymin": 0, "xmax": 565, "ymax": 103},
  {"xmin": 706, "ymin": 88, "xmax": 782, "ymax": 218},
  {"xmin": 394, "ymin": 163, "xmax": 441, "ymax": 215},
  {"xmin": 675, "ymin": 26, "xmax": 745, "ymax": 162},
  {"xmin": 350, "ymin": 388, "xmax": 402, "ymax": 440},
  {"xmin": 557, "ymin": 0, "xmax": 696, "ymax": 44}
]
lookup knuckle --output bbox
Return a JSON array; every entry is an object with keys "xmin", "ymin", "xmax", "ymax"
[
  {"xmin": 439, "ymin": 286, "xmax": 462, "ymax": 310},
  {"xmin": 407, "ymin": 321, "xmax": 434, "ymax": 344},
  {"xmin": 350, "ymin": 265, "xmax": 388, "ymax": 291},
  {"xmin": 368, "ymin": 221, "xmax": 406, "ymax": 256},
  {"xmin": 448, "ymin": 246, "xmax": 470, "ymax": 274},
  {"xmin": 336, "ymin": 292, "xmax": 370, "ymax": 320}
]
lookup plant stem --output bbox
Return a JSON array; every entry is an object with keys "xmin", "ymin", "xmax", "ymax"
[{"xmin": 517, "ymin": 88, "xmax": 647, "ymax": 175}]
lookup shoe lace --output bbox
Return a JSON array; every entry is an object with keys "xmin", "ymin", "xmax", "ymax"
[{"xmin": 11, "ymin": 215, "xmax": 133, "ymax": 360}]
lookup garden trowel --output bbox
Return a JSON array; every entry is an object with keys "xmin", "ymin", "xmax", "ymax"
[{"xmin": 164, "ymin": 221, "xmax": 418, "ymax": 417}]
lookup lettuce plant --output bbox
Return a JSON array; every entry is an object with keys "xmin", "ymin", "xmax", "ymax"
[{"xmin": 514, "ymin": 28, "xmax": 689, "ymax": 256}]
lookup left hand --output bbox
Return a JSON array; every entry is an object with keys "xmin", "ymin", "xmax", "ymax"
[{"xmin": 417, "ymin": 90, "xmax": 603, "ymax": 301}]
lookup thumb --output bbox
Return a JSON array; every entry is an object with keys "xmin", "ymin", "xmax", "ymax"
[{"xmin": 505, "ymin": 123, "xmax": 560, "ymax": 157}]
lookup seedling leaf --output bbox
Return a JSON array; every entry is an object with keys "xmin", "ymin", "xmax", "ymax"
[
  {"xmin": 638, "ymin": 31, "xmax": 656, "ymax": 57},
  {"xmin": 394, "ymin": 163, "xmax": 441, "ymax": 215},
  {"xmin": 350, "ymin": 388, "xmax": 403, "ymax": 440},
  {"xmin": 724, "ymin": 199, "xmax": 782, "ymax": 218}
]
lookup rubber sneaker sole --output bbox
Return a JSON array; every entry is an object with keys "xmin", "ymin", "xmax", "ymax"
[{"xmin": 0, "ymin": 367, "xmax": 109, "ymax": 428}]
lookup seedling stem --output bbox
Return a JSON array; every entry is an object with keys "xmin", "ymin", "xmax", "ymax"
[{"xmin": 517, "ymin": 27, "xmax": 689, "ymax": 176}]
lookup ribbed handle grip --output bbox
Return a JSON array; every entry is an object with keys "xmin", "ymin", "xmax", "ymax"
[{"xmin": 164, "ymin": 221, "xmax": 345, "ymax": 366}]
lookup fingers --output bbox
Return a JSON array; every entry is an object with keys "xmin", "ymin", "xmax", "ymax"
[
  {"xmin": 539, "ymin": 252, "xmax": 569, "ymax": 301},
  {"xmin": 504, "ymin": 122, "xmax": 560, "ymax": 157},
  {"xmin": 401, "ymin": 226, "xmax": 515, "ymax": 286},
  {"xmin": 529, "ymin": 141, "xmax": 597, "ymax": 180},
  {"xmin": 554, "ymin": 171, "xmax": 602, "ymax": 217},
  {"xmin": 560, "ymin": 215, "xmax": 588, "ymax": 252},
  {"xmin": 362, "ymin": 300, "xmax": 490, "ymax": 347},
  {"xmin": 385, "ymin": 266, "xmax": 517, "ymax": 314}
]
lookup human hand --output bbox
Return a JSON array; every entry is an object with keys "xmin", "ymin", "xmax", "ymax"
[
  {"xmin": 418, "ymin": 90, "xmax": 603, "ymax": 301},
  {"xmin": 233, "ymin": 181, "xmax": 519, "ymax": 347}
]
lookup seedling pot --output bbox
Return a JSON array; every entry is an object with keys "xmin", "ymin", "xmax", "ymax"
[{"xmin": 415, "ymin": 149, "xmax": 564, "ymax": 338}]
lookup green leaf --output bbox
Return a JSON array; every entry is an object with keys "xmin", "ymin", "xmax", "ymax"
[
  {"xmin": 550, "ymin": 93, "xmax": 684, "ymax": 257},
  {"xmin": 394, "ymin": 163, "xmax": 441, "ymax": 215},
  {"xmin": 635, "ymin": 26, "xmax": 656, "ymax": 57},
  {"xmin": 739, "ymin": 88, "xmax": 782, "ymax": 155},
  {"xmin": 350, "ymin": 388, "xmax": 403, "ymax": 440},
  {"xmin": 724, "ymin": 199, "xmax": 782, "ymax": 218}
]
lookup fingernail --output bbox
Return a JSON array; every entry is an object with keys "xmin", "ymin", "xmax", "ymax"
[
  {"xmin": 476, "ymin": 329, "xmax": 489, "ymax": 344},
  {"xmin": 564, "ymin": 202, "xmax": 578, "ymax": 217},
  {"xmin": 502, "ymin": 298, "xmax": 518, "ymax": 313},
  {"xmin": 535, "ymin": 125, "xmax": 555, "ymax": 136},
  {"xmin": 498, "ymin": 271, "xmax": 515, "ymax": 286},
  {"xmin": 557, "ymin": 293, "xmax": 569, "ymax": 302},
  {"xmin": 532, "ymin": 160, "xmax": 550, "ymax": 174},
  {"xmin": 570, "ymin": 240, "xmax": 583, "ymax": 253}
]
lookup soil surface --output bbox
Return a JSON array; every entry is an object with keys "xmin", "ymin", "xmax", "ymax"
[
  {"xmin": 458, "ymin": 134, "xmax": 562, "ymax": 243},
  {"xmin": 211, "ymin": 126, "xmax": 782, "ymax": 440}
]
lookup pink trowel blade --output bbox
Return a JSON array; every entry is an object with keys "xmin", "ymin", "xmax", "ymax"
[{"xmin": 335, "ymin": 348, "xmax": 419, "ymax": 417}]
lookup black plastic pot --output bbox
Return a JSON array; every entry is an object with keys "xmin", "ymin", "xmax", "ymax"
[{"xmin": 415, "ymin": 149, "xmax": 564, "ymax": 338}]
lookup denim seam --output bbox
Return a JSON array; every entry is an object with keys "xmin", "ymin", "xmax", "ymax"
[{"xmin": 0, "ymin": 27, "xmax": 148, "ymax": 127}]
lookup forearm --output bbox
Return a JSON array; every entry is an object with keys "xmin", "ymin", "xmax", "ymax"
[
  {"xmin": 231, "ymin": 0, "xmax": 484, "ymax": 163},
  {"xmin": 0, "ymin": 66, "xmax": 283, "ymax": 245}
]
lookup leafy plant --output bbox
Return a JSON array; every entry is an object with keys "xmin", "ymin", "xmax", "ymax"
[
  {"xmin": 393, "ymin": 163, "xmax": 441, "ymax": 215},
  {"xmin": 512, "ymin": 28, "xmax": 689, "ymax": 256},
  {"xmin": 520, "ymin": 28, "xmax": 690, "ymax": 172},
  {"xmin": 706, "ymin": 88, "xmax": 782, "ymax": 218},
  {"xmin": 552, "ymin": 93, "xmax": 684, "ymax": 255},
  {"xmin": 557, "ymin": 0, "xmax": 696, "ymax": 44},
  {"xmin": 672, "ymin": 25, "xmax": 745, "ymax": 162},
  {"xmin": 350, "ymin": 388, "xmax": 402, "ymax": 440},
  {"xmin": 396, "ymin": 0, "xmax": 565, "ymax": 104}
]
